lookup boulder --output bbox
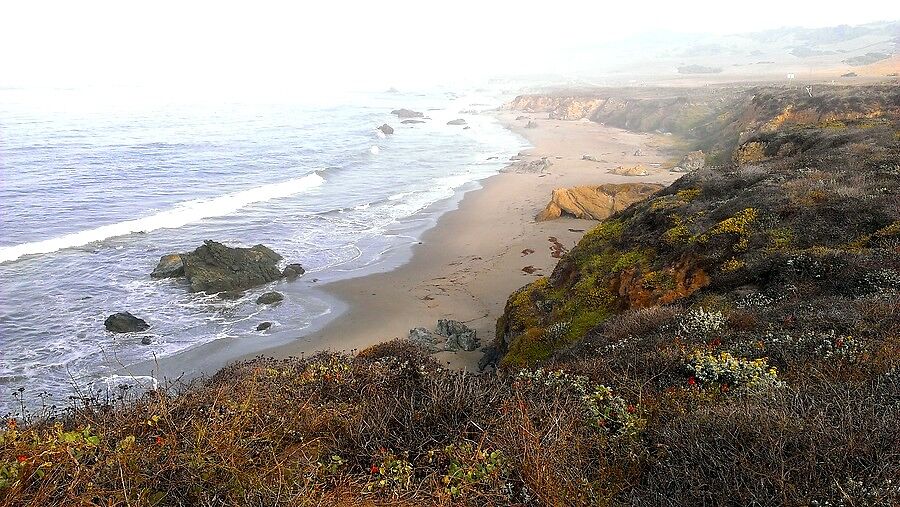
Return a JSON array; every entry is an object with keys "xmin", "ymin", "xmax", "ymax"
[
  {"xmin": 671, "ymin": 150, "xmax": 705, "ymax": 173},
  {"xmin": 478, "ymin": 345, "xmax": 500, "ymax": 371},
  {"xmin": 391, "ymin": 108, "xmax": 424, "ymax": 118},
  {"xmin": 633, "ymin": 148, "xmax": 643, "ymax": 156},
  {"xmin": 501, "ymin": 157, "xmax": 553, "ymax": 174},
  {"xmin": 408, "ymin": 327, "xmax": 439, "ymax": 352},
  {"xmin": 609, "ymin": 165, "xmax": 649, "ymax": 176},
  {"xmin": 401, "ymin": 119, "xmax": 425, "ymax": 124},
  {"xmin": 104, "ymin": 312, "xmax": 150, "ymax": 333},
  {"xmin": 536, "ymin": 183, "xmax": 664, "ymax": 221},
  {"xmin": 436, "ymin": 319, "xmax": 479, "ymax": 351},
  {"xmin": 140, "ymin": 336, "xmax": 153, "ymax": 345},
  {"xmin": 515, "ymin": 115, "xmax": 529, "ymax": 120},
  {"xmin": 377, "ymin": 124, "xmax": 394, "ymax": 135},
  {"xmin": 174, "ymin": 240, "xmax": 283, "ymax": 294},
  {"xmin": 282, "ymin": 263, "xmax": 305, "ymax": 280},
  {"xmin": 525, "ymin": 120, "xmax": 538, "ymax": 128},
  {"xmin": 151, "ymin": 254, "xmax": 185, "ymax": 279},
  {"xmin": 256, "ymin": 291, "xmax": 284, "ymax": 305},
  {"xmin": 447, "ymin": 119, "xmax": 467, "ymax": 125},
  {"xmin": 582, "ymin": 154, "xmax": 601, "ymax": 162},
  {"xmin": 256, "ymin": 322, "xmax": 273, "ymax": 331}
]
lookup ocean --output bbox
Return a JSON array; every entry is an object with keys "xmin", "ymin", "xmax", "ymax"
[{"xmin": 0, "ymin": 86, "xmax": 527, "ymax": 415}]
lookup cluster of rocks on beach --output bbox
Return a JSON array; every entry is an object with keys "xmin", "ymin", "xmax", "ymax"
[{"xmin": 105, "ymin": 240, "xmax": 305, "ymax": 343}]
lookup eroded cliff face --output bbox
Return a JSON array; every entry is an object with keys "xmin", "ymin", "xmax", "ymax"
[
  {"xmin": 535, "ymin": 183, "xmax": 663, "ymax": 221},
  {"xmin": 504, "ymin": 95, "xmax": 605, "ymax": 120},
  {"xmin": 493, "ymin": 85, "xmax": 900, "ymax": 368},
  {"xmin": 505, "ymin": 85, "xmax": 899, "ymax": 165}
]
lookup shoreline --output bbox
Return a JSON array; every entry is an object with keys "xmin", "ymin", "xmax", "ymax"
[{"xmin": 253, "ymin": 111, "xmax": 685, "ymax": 369}]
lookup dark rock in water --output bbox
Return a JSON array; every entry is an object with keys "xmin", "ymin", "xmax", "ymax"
[
  {"xmin": 151, "ymin": 254, "xmax": 185, "ymax": 279},
  {"xmin": 463, "ymin": 126, "xmax": 471, "ymax": 130},
  {"xmin": 256, "ymin": 291, "xmax": 284, "ymax": 305},
  {"xmin": 447, "ymin": 118, "xmax": 467, "ymax": 125},
  {"xmin": 436, "ymin": 319, "xmax": 479, "ymax": 351},
  {"xmin": 282, "ymin": 263, "xmax": 305, "ymax": 280},
  {"xmin": 218, "ymin": 290, "xmax": 245, "ymax": 300},
  {"xmin": 140, "ymin": 336, "xmax": 153, "ymax": 345},
  {"xmin": 179, "ymin": 240, "xmax": 283, "ymax": 294},
  {"xmin": 104, "ymin": 312, "xmax": 150, "ymax": 333},
  {"xmin": 256, "ymin": 322, "xmax": 273, "ymax": 331},
  {"xmin": 401, "ymin": 119, "xmax": 425, "ymax": 124},
  {"xmin": 391, "ymin": 108, "xmax": 424, "ymax": 118},
  {"xmin": 377, "ymin": 123, "xmax": 394, "ymax": 135},
  {"xmin": 408, "ymin": 327, "xmax": 439, "ymax": 352}
]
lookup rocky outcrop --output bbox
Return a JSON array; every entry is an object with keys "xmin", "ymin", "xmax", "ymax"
[
  {"xmin": 671, "ymin": 150, "xmax": 705, "ymax": 172},
  {"xmin": 504, "ymin": 95, "xmax": 604, "ymax": 120},
  {"xmin": 408, "ymin": 327, "xmax": 440, "ymax": 352},
  {"xmin": 104, "ymin": 312, "xmax": 150, "ymax": 333},
  {"xmin": 391, "ymin": 109, "xmax": 423, "ymax": 118},
  {"xmin": 609, "ymin": 165, "xmax": 649, "ymax": 176},
  {"xmin": 155, "ymin": 241, "xmax": 284, "ymax": 294},
  {"xmin": 256, "ymin": 291, "xmax": 284, "ymax": 305},
  {"xmin": 733, "ymin": 141, "xmax": 767, "ymax": 165},
  {"xmin": 151, "ymin": 254, "xmax": 185, "ymax": 279},
  {"xmin": 447, "ymin": 119, "xmax": 467, "ymax": 125},
  {"xmin": 401, "ymin": 119, "xmax": 425, "ymax": 124},
  {"xmin": 282, "ymin": 264, "xmax": 305, "ymax": 280},
  {"xmin": 536, "ymin": 183, "xmax": 663, "ymax": 221},
  {"xmin": 501, "ymin": 157, "xmax": 552, "ymax": 174},
  {"xmin": 407, "ymin": 320, "xmax": 479, "ymax": 352},
  {"xmin": 377, "ymin": 124, "xmax": 394, "ymax": 135},
  {"xmin": 525, "ymin": 121, "xmax": 538, "ymax": 128},
  {"xmin": 256, "ymin": 322, "xmax": 272, "ymax": 331},
  {"xmin": 437, "ymin": 319, "xmax": 479, "ymax": 351}
]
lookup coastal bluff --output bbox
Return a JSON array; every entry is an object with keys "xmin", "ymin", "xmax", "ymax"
[{"xmin": 536, "ymin": 183, "xmax": 662, "ymax": 221}]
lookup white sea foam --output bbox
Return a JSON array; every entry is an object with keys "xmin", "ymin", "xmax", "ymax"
[
  {"xmin": 370, "ymin": 145, "xmax": 380, "ymax": 155},
  {"xmin": 0, "ymin": 173, "xmax": 325, "ymax": 263}
]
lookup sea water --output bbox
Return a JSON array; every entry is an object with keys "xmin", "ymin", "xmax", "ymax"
[{"xmin": 0, "ymin": 86, "xmax": 527, "ymax": 415}]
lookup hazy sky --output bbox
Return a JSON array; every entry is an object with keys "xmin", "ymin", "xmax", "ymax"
[{"xmin": 1, "ymin": 0, "xmax": 896, "ymax": 92}]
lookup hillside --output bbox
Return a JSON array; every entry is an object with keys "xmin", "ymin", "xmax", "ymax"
[{"xmin": 2, "ymin": 85, "xmax": 899, "ymax": 506}]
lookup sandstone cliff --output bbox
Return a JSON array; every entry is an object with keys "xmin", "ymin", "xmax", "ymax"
[{"xmin": 535, "ymin": 183, "xmax": 663, "ymax": 221}]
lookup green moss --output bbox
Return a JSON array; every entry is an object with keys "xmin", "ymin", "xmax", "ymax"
[
  {"xmin": 565, "ymin": 310, "xmax": 610, "ymax": 342},
  {"xmin": 676, "ymin": 188, "xmax": 701, "ymax": 202},
  {"xmin": 501, "ymin": 327, "xmax": 554, "ymax": 367},
  {"xmin": 642, "ymin": 270, "xmax": 677, "ymax": 290},
  {"xmin": 699, "ymin": 208, "xmax": 758, "ymax": 250},
  {"xmin": 663, "ymin": 224, "xmax": 691, "ymax": 245},
  {"xmin": 612, "ymin": 250, "xmax": 652, "ymax": 273},
  {"xmin": 768, "ymin": 227, "xmax": 794, "ymax": 250},
  {"xmin": 507, "ymin": 278, "xmax": 549, "ymax": 331},
  {"xmin": 577, "ymin": 219, "xmax": 625, "ymax": 257},
  {"xmin": 720, "ymin": 257, "xmax": 745, "ymax": 272}
]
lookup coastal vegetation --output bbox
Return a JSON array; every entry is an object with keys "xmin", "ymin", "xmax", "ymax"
[{"xmin": 3, "ymin": 85, "xmax": 899, "ymax": 506}]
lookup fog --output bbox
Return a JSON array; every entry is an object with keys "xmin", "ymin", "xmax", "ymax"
[{"xmin": 1, "ymin": 0, "xmax": 896, "ymax": 94}]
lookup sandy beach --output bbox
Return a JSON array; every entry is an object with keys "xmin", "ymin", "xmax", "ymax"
[{"xmin": 261, "ymin": 111, "xmax": 684, "ymax": 368}]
